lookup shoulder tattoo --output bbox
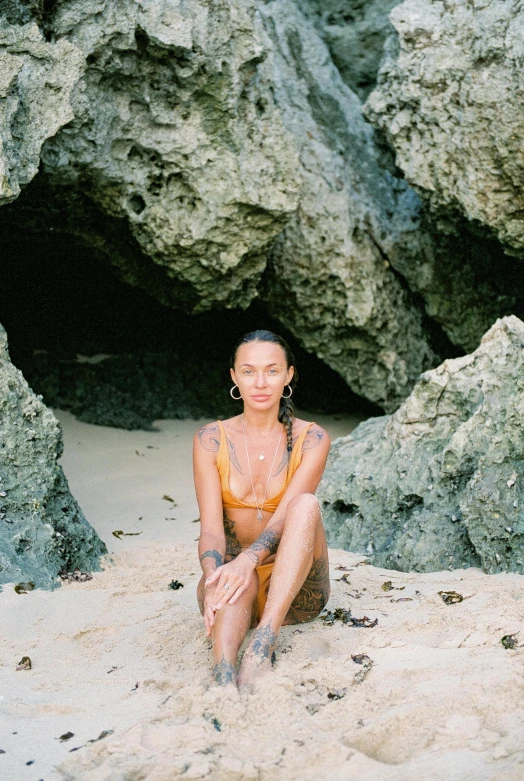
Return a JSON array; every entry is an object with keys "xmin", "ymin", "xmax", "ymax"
[
  {"xmin": 302, "ymin": 426, "xmax": 324, "ymax": 451},
  {"xmin": 197, "ymin": 424, "xmax": 220, "ymax": 452}
]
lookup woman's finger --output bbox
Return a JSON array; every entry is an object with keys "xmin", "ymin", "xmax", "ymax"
[
  {"xmin": 228, "ymin": 582, "xmax": 248, "ymax": 605},
  {"xmin": 205, "ymin": 567, "xmax": 222, "ymax": 586}
]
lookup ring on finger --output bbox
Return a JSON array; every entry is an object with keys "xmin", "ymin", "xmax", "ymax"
[{"xmin": 223, "ymin": 584, "xmax": 231, "ymax": 590}]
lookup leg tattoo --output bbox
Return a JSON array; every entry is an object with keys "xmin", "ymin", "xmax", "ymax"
[
  {"xmin": 250, "ymin": 622, "xmax": 277, "ymax": 664},
  {"xmin": 212, "ymin": 656, "xmax": 236, "ymax": 686}
]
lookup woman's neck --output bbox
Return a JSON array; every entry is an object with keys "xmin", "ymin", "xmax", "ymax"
[{"xmin": 240, "ymin": 405, "xmax": 283, "ymax": 434}]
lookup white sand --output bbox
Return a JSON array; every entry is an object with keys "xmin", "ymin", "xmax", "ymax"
[{"xmin": 1, "ymin": 410, "xmax": 524, "ymax": 781}]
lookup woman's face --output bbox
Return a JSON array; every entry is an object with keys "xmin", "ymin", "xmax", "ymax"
[{"xmin": 231, "ymin": 341, "xmax": 294, "ymax": 409}]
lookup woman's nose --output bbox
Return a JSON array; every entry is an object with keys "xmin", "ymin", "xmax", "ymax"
[{"xmin": 255, "ymin": 372, "xmax": 268, "ymax": 387}]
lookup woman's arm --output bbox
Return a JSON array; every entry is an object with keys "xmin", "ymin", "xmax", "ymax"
[{"xmin": 193, "ymin": 422, "xmax": 226, "ymax": 577}]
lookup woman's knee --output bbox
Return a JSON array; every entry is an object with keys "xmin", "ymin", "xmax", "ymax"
[{"xmin": 286, "ymin": 492, "xmax": 320, "ymax": 518}]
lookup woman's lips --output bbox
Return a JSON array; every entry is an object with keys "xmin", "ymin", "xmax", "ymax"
[{"xmin": 251, "ymin": 395, "xmax": 271, "ymax": 400}]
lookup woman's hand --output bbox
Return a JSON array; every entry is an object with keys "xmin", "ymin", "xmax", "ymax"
[{"xmin": 205, "ymin": 553, "xmax": 256, "ymax": 614}]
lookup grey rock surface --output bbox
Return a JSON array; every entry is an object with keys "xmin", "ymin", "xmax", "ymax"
[
  {"xmin": 0, "ymin": 323, "xmax": 107, "ymax": 589},
  {"xmin": 42, "ymin": 0, "xmax": 301, "ymax": 312},
  {"xmin": 297, "ymin": 0, "xmax": 401, "ymax": 100},
  {"xmin": 259, "ymin": 0, "xmax": 439, "ymax": 411},
  {"xmin": 319, "ymin": 316, "xmax": 524, "ymax": 574},
  {"xmin": 366, "ymin": 0, "xmax": 524, "ymax": 258},
  {"xmin": 0, "ymin": 18, "xmax": 84, "ymax": 205},
  {"xmin": 39, "ymin": 0, "xmax": 440, "ymax": 410}
]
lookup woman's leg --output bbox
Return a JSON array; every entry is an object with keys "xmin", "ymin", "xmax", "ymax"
[
  {"xmin": 197, "ymin": 569, "xmax": 259, "ymax": 686},
  {"xmin": 237, "ymin": 493, "xmax": 330, "ymax": 686}
]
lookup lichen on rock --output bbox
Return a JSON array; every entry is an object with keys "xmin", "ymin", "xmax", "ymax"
[
  {"xmin": 0, "ymin": 323, "xmax": 107, "ymax": 589},
  {"xmin": 319, "ymin": 315, "xmax": 524, "ymax": 574}
]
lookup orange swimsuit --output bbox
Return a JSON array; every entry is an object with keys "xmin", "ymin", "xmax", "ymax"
[{"xmin": 216, "ymin": 420, "xmax": 315, "ymax": 619}]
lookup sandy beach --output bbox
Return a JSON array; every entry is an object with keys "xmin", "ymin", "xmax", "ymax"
[{"xmin": 1, "ymin": 410, "xmax": 524, "ymax": 781}]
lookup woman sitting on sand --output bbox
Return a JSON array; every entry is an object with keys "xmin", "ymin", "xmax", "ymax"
[{"xmin": 193, "ymin": 330, "xmax": 331, "ymax": 687}]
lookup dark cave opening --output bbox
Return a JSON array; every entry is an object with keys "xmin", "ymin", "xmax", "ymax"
[{"xmin": 0, "ymin": 175, "xmax": 379, "ymax": 430}]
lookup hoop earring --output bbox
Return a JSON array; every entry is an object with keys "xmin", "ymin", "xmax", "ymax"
[
  {"xmin": 230, "ymin": 385, "xmax": 242, "ymax": 400},
  {"xmin": 281, "ymin": 384, "xmax": 293, "ymax": 399}
]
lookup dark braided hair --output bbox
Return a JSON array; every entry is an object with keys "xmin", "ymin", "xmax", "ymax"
[{"xmin": 230, "ymin": 330, "xmax": 298, "ymax": 453}]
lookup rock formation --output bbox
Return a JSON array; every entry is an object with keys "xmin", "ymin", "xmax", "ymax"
[
  {"xmin": 366, "ymin": 0, "xmax": 524, "ymax": 259},
  {"xmin": 0, "ymin": 0, "xmax": 522, "ymax": 413},
  {"xmin": 0, "ymin": 323, "xmax": 107, "ymax": 589},
  {"xmin": 0, "ymin": 17, "xmax": 84, "ymax": 205},
  {"xmin": 34, "ymin": 0, "xmax": 441, "ymax": 410},
  {"xmin": 297, "ymin": 0, "xmax": 402, "ymax": 100},
  {"xmin": 319, "ymin": 316, "xmax": 524, "ymax": 574}
]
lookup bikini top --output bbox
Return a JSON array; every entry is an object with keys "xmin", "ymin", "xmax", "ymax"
[{"xmin": 216, "ymin": 419, "xmax": 315, "ymax": 513}]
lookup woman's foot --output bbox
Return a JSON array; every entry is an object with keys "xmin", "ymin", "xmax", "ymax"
[{"xmin": 237, "ymin": 622, "xmax": 277, "ymax": 688}]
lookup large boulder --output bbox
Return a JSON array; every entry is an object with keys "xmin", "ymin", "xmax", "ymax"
[
  {"xmin": 258, "ymin": 0, "xmax": 439, "ymax": 411},
  {"xmin": 319, "ymin": 315, "xmax": 524, "ymax": 574},
  {"xmin": 366, "ymin": 0, "xmax": 524, "ymax": 259},
  {"xmin": 0, "ymin": 323, "xmax": 107, "ymax": 589},
  {"xmin": 41, "ymin": 0, "xmax": 301, "ymax": 312},
  {"xmin": 0, "ymin": 17, "xmax": 84, "ymax": 205},
  {"xmin": 37, "ymin": 0, "xmax": 439, "ymax": 410}
]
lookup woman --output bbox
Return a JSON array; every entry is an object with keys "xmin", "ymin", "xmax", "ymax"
[{"xmin": 193, "ymin": 330, "xmax": 331, "ymax": 687}]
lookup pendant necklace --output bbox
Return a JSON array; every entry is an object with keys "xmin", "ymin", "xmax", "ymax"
[{"xmin": 241, "ymin": 414, "xmax": 283, "ymax": 521}]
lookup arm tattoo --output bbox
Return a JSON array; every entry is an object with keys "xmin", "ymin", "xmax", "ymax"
[
  {"xmin": 244, "ymin": 529, "xmax": 280, "ymax": 565},
  {"xmin": 223, "ymin": 512, "xmax": 242, "ymax": 560},
  {"xmin": 226, "ymin": 437, "xmax": 243, "ymax": 474},
  {"xmin": 302, "ymin": 427, "xmax": 324, "ymax": 451},
  {"xmin": 197, "ymin": 424, "xmax": 220, "ymax": 452},
  {"xmin": 199, "ymin": 550, "xmax": 224, "ymax": 568}
]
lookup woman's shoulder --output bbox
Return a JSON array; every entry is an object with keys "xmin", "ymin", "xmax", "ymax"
[
  {"xmin": 292, "ymin": 417, "xmax": 329, "ymax": 451},
  {"xmin": 193, "ymin": 420, "xmax": 222, "ymax": 453}
]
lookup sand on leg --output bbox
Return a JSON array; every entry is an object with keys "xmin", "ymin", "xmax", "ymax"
[{"xmin": 237, "ymin": 493, "xmax": 330, "ymax": 687}]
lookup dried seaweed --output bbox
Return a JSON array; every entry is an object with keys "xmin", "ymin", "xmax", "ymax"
[
  {"xmin": 438, "ymin": 590, "xmax": 463, "ymax": 605},
  {"xmin": 382, "ymin": 581, "xmax": 405, "ymax": 592},
  {"xmin": 335, "ymin": 573, "xmax": 351, "ymax": 583},
  {"xmin": 334, "ymin": 565, "xmax": 352, "ymax": 571},
  {"xmin": 351, "ymin": 654, "xmax": 371, "ymax": 665},
  {"xmin": 16, "ymin": 656, "xmax": 31, "ymax": 670},
  {"xmin": 112, "ymin": 530, "xmax": 142, "ymax": 539},
  {"xmin": 14, "ymin": 582, "xmax": 34, "ymax": 594},
  {"xmin": 168, "ymin": 580, "xmax": 184, "ymax": 590},
  {"xmin": 321, "ymin": 608, "xmax": 377, "ymax": 628},
  {"xmin": 58, "ymin": 732, "xmax": 74, "ymax": 742},
  {"xmin": 327, "ymin": 688, "xmax": 347, "ymax": 700},
  {"xmin": 501, "ymin": 633, "xmax": 519, "ymax": 649},
  {"xmin": 162, "ymin": 494, "xmax": 177, "ymax": 504},
  {"xmin": 204, "ymin": 713, "xmax": 222, "ymax": 732},
  {"xmin": 58, "ymin": 569, "xmax": 92, "ymax": 582}
]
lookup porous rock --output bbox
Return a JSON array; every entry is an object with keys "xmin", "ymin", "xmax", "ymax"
[
  {"xmin": 36, "ymin": 0, "xmax": 440, "ymax": 410},
  {"xmin": 366, "ymin": 0, "xmax": 524, "ymax": 258},
  {"xmin": 259, "ymin": 0, "xmax": 439, "ymax": 410},
  {"xmin": 319, "ymin": 316, "xmax": 524, "ymax": 574},
  {"xmin": 42, "ymin": 0, "xmax": 301, "ymax": 312},
  {"xmin": 297, "ymin": 0, "xmax": 402, "ymax": 100},
  {"xmin": 0, "ymin": 17, "xmax": 84, "ymax": 205},
  {"xmin": 0, "ymin": 323, "xmax": 107, "ymax": 589}
]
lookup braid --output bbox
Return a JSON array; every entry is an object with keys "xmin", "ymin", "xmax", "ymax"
[{"xmin": 278, "ymin": 395, "xmax": 295, "ymax": 453}]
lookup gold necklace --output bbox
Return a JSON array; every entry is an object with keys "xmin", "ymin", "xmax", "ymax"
[{"xmin": 240, "ymin": 415, "xmax": 283, "ymax": 521}]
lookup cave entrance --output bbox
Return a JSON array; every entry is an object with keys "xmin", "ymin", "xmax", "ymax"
[{"xmin": 0, "ymin": 173, "xmax": 378, "ymax": 431}]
